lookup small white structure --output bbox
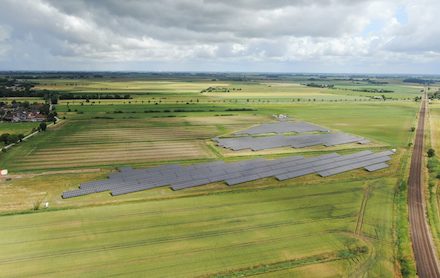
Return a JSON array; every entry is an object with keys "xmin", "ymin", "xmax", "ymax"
[
  {"xmin": 273, "ymin": 114, "xmax": 289, "ymax": 121},
  {"xmin": 0, "ymin": 169, "xmax": 8, "ymax": 176},
  {"xmin": 44, "ymin": 202, "xmax": 49, "ymax": 208}
]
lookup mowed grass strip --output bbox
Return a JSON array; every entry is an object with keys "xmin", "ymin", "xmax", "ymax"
[{"xmin": 0, "ymin": 181, "xmax": 364, "ymax": 277}]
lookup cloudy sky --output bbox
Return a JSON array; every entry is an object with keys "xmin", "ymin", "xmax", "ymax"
[{"xmin": 0, "ymin": 0, "xmax": 439, "ymax": 73}]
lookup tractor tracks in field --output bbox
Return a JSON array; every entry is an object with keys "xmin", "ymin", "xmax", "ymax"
[{"xmin": 355, "ymin": 183, "xmax": 372, "ymax": 235}]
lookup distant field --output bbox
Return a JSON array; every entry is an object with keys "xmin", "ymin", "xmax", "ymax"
[
  {"xmin": 333, "ymin": 84, "xmax": 423, "ymax": 99},
  {"xmin": 0, "ymin": 178, "xmax": 396, "ymax": 277},
  {"xmin": 32, "ymin": 78, "xmax": 423, "ymax": 104},
  {"xmin": 35, "ymin": 79, "xmax": 228, "ymax": 93}
]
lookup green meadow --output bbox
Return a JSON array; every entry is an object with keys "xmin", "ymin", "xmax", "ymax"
[{"xmin": 0, "ymin": 179, "xmax": 398, "ymax": 277}]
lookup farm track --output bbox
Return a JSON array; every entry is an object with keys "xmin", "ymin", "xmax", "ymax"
[
  {"xmin": 408, "ymin": 93, "xmax": 440, "ymax": 277},
  {"xmin": 355, "ymin": 183, "xmax": 371, "ymax": 235}
]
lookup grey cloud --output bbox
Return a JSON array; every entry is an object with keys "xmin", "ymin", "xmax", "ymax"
[{"xmin": 45, "ymin": 0, "xmax": 374, "ymax": 40}]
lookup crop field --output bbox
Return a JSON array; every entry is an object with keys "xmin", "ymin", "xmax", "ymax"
[
  {"xmin": 0, "ymin": 119, "xmax": 220, "ymax": 171},
  {"xmin": 0, "ymin": 76, "xmax": 423, "ymax": 277},
  {"xmin": 0, "ymin": 178, "xmax": 397, "ymax": 277}
]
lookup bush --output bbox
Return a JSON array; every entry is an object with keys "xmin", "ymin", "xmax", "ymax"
[
  {"xmin": 39, "ymin": 122, "xmax": 47, "ymax": 131},
  {"xmin": 0, "ymin": 133, "xmax": 23, "ymax": 145},
  {"xmin": 428, "ymin": 148, "xmax": 436, "ymax": 157}
]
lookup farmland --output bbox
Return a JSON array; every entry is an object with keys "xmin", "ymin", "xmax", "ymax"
[
  {"xmin": 0, "ymin": 102, "xmax": 416, "ymax": 172},
  {"xmin": 0, "ymin": 74, "xmax": 424, "ymax": 277},
  {"xmin": 0, "ymin": 179, "xmax": 396, "ymax": 277}
]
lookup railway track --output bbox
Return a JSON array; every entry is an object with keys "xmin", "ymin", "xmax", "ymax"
[{"xmin": 408, "ymin": 92, "xmax": 440, "ymax": 277}]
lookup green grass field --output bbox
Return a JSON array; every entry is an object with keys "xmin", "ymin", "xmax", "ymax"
[
  {"xmin": 0, "ymin": 77, "xmax": 422, "ymax": 277},
  {"xmin": 0, "ymin": 122, "xmax": 39, "ymax": 136},
  {"xmin": 0, "ymin": 178, "xmax": 397, "ymax": 277}
]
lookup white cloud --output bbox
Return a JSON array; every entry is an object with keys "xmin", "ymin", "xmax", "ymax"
[{"xmin": 0, "ymin": 0, "xmax": 439, "ymax": 73}]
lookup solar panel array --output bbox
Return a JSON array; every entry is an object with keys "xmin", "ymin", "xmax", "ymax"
[
  {"xmin": 234, "ymin": 121, "xmax": 329, "ymax": 135},
  {"xmin": 62, "ymin": 149, "xmax": 394, "ymax": 199},
  {"xmin": 214, "ymin": 133, "xmax": 369, "ymax": 151}
]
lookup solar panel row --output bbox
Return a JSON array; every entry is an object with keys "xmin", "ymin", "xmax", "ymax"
[
  {"xmin": 364, "ymin": 163, "xmax": 389, "ymax": 172},
  {"xmin": 234, "ymin": 121, "xmax": 329, "ymax": 135},
  {"xmin": 62, "ymin": 150, "xmax": 394, "ymax": 199},
  {"xmin": 214, "ymin": 133, "xmax": 366, "ymax": 151}
]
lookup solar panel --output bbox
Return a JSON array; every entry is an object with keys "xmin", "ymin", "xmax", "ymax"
[
  {"xmin": 225, "ymin": 174, "xmax": 263, "ymax": 185},
  {"xmin": 214, "ymin": 133, "xmax": 365, "ymax": 151},
  {"xmin": 364, "ymin": 163, "xmax": 389, "ymax": 171},
  {"xmin": 318, "ymin": 156, "xmax": 391, "ymax": 177},
  {"xmin": 170, "ymin": 178, "xmax": 211, "ymax": 190},
  {"xmin": 276, "ymin": 168, "xmax": 315, "ymax": 180}
]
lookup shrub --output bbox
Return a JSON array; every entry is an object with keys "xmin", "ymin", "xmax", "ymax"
[{"xmin": 39, "ymin": 122, "xmax": 47, "ymax": 131}]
